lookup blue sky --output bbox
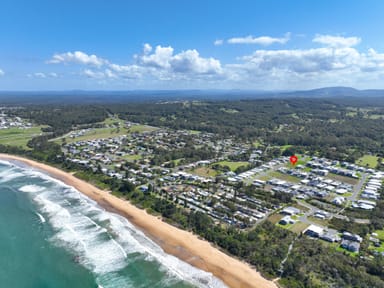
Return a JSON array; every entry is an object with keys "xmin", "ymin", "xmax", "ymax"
[{"xmin": 1, "ymin": 0, "xmax": 384, "ymax": 90}]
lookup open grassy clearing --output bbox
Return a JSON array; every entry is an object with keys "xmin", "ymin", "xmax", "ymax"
[
  {"xmin": 307, "ymin": 216, "xmax": 329, "ymax": 227},
  {"xmin": 62, "ymin": 128, "xmax": 128, "ymax": 143},
  {"xmin": 190, "ymin": 167, "xmax": 218, "ymax": 177},
  {"xmin": 292, "ymin": 202, "xmax": 311, "ymax": 212},
  {"xmin": 128, "ymin": 124, "xmax": 158, "ymax": 133},
  {"xmin": 122, "ymin": 154, "xmax": 142, "ymax": 162},
  {"xmin": 269, "ymin": 171, "xmax": 301, "ymax": 183},
  {"xmin": 54, "ymin": 124, "xmax": 158, "ymax": 144},
  {"xmin": 0, "ymin": 126, "xmax": 47, "ymax": 148},
  {"xmin": 214, "ymin": 161, "xmax": 249, "ymax": 171},
  {"xmin": 328, "ymin": 173, "xmax": 359, "ymax": 185},
  {"xmin": 267, "ymin": 213, "xmax": 284, "ymax": 224},
  {"xmin": 290, "ymin": 222, "xmax": 310, "ymax": 234},
  {"xmin": 356, "ymin": 154, "xmax": 379, "ymax": 168},
  {"xmin": 369, "ymin": 242, "xmax": 384, "ymax": 253},
  {"xmin": 374, "ymin": 229, "xmax": 384, "ymax": 241},
  {"xmin": 335, "ymin": 245, "xmax": 358, "ymax": 257},
  {"xmin": 252, "ymin": 139, "xmax": 263, "ymax": 148},
  {"xmin": 276, "ymin": 222, "xmax": 294, "ymax": 230}
]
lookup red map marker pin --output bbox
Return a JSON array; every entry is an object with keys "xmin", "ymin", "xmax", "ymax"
[{"xmin": 290, "ymin": 155, "xmax": 298, "ymax": 165}]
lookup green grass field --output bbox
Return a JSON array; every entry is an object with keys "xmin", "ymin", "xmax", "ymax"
[
  {"xmin": 128, "ymin": 124, "xmax": 158, "ymax": 133},
  {"xmin": 356, "ymin": 155, "xmax": 379, "ymax": 168},
  {"xmin": 214, "ymin": 161, "xmax": 248, "ymax": 171},
  {"xmin": 0, "ymin": 126, "xmax": 47, "ymax": 148},
  {"xmin": 122, "ymin": 154, "xmax": 142, "ymax": 162},
  {"xmin": 290, "ymin": 222, "xmax": 310, "ymax": 234},
  {"xmin": 53, "ymin": 123, "xmax": 158, "ymax": 144},
  {"xmin": 269, "ymin": 171, "xmax": 301, "ymax": 183},
  {"xmin": 374, "ymin": 230, "xmax": 384, "ymax": 241},
  {"xmin": 190, "ymin": 167, "xmax": 218, "ymax": 177}
]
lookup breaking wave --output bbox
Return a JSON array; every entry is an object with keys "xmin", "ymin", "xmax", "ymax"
[{"xmin": 0, "ymin": 161, "xmax": 227, "ymax": 288}]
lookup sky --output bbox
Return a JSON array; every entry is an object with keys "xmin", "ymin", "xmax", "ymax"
[{"xmin": 1, "ymin": 0, "xmax": 384, "ymax": 90}]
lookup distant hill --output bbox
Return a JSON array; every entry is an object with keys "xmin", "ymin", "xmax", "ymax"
[
  {"xmin": 280, "ymin": 87, "xmax": 384, "ymax": 98},
  {"xmin": 0, "ymin": 87, "xmax": 383, "ymax": 104}
]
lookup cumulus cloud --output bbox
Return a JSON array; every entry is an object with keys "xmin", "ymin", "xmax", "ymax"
[
  {"xmin": 239, "ymin": 45, "xmax": 382, "ymax": 74},
  {"xmin": 0, "ymin": 69, "xmax": 4, "ymax": 76},
  {"xmin": 48, "ymin": 51, "xmax": 107, "ymax": 66},
  {"xmin": 138, "ymin": 45, "xmax": 222, "ymax": 74},
  {"xmin": 45, "ymin": 36, "xmax": 384, "ymax": 89},
  {"xmin": 227, "ymin": 42, "xmax": 384, "ymax": 89},
  {"xmin": 143, "ymin": 43, "xmax": 153, "ymax": 54},
  {"xmin": 228, "ymin": 33, "xmax": 290, "ymax": 45},
  {"xmin": 313, "ymin": 35, "xmax": 361, "ymax": 48}
]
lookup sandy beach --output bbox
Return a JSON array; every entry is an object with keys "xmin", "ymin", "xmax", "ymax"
[{"xmin": 0, "ymin": 153, "xmax": 278, "ymax": 288}]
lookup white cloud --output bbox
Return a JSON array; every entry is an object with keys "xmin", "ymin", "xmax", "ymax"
[
  {"xmin": 0, "ymin": 69, "xmax": 4, "ymax": 76},
  {"xmin": 140, "ymin": 45, "xmax": 174, "ymax": 69},
  {"xmin": 226, "ymin": 43, "xmax": 384, "ymax": 89},
  {"xmin": 228, "ymin": 33, "xmax": 290, "ymax": 45},
  {"xmin": 48, "ymin": 51, "xmax": 107, "ymax": 66},
  {"xmin": 143, "ymin": 43, "xmax": 153, "ymax": 54},
  {"xmin": 27, "ymin": 72, "xmax": 58, "ymax": 79},
  {"xmin": 108, "ymin": 64, "xmax": 143, "ymax": 79},
  {"xmin": 138, "ymin": 45, "xmax": 222, "ymax": 75},
  {"xmin": 82, "ymin": 69, "xmax": 107, "ymax": 79},
  {"xmin": 45, "ymin": 37, "xmax": 384, "ymax": 89},
  {"xmin": 313, "ymin": 35, "xmax": 361, "ymax": 48},
  {"xmin": 214, "ymin": 39, "xmax": 223, "ymax": 46}
]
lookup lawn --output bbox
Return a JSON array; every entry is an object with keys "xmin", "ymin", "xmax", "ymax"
[
  {"xmin": 0, "ymin": 126, "xmax": 47, "ymax": 148},
  {"xmin": 190, "ymin": 167, "xmax": 218, "ymax": 177},
  {"xmin": 307, "ymin": 216, "xmax": 329, "ymax": 226},
  {"xmin": 122, "ymin": 154, "xmax": 142, "ymax": 162},
  {"xmin": 369, "ymin": 242, "xmax": 384, "ymax": 253},
  {"xmin": 269, "ymin": 171, "xmax": 301, "ymax": 183},
  {"xmin": 173, "ymin": 158, "xmax": 184, "ymax": 166},
  {"xmin": 214, "ymin": 161, "xmax": 249, "ymax": 172},
  {"xmin": 374, "ymin": 229, "xmax": 384, "ymax": 241},
  {"xmin": 63, "ymin": 127, "xmax": 129, "ymax": 143},
  {"xmin": 356, "ymin": 155, "xmax": 379, "ymax": 168},
  {"xmin": 252, "ymin": 140, "xmax": 263, "ymax": 148},
  {"xmin": 189, "ymin": 130, "xmax": 201, "ymax": 134},
  {"xmin": 290, "ymin": 222, "xmax": 310, "ymax": 234},
  {"xmin": 128, "ymin": 124, "xmax": 158, "ymax": 133},
  {"xmin": 54, "ymin": 124, "xmax": 158, "ymax": 144},
  {"xmin": 328, "ymin": 173, "xmax": 359, "ymax": 185},
  {"xmin": 276, "ymin": 222, "xmax": 294, "ymax": 230},
  {"xmin": 267, "ymin": 213, "xmax": 284, "ymax": 224},
  {"xmin": 280, "ymin": 144, "xmax": 293, "ymax": 151},
  {"xmin": 335, "ymin": 246, "xmax": 358, "ymax": 257}
]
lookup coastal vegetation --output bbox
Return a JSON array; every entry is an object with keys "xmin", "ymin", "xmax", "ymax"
[{"xmin": 2, "ymin": 96, "xmax": 384, "ymax": 287}]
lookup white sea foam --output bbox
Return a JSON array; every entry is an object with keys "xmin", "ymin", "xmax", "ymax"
[
  {"xmin": 5, "ymin": 162, "xmax": 228, "ymax": 288},
  {"xmin": 19, "ymin": 184, "xmax": 46, "ymax": 193},
  {"xmin": 0, "ymin": 159, "xmax": 14, "ymax": 167},
  {"xmin": 35, "ymin": 212, "xmax": 46, "ymax": 223},
  {"xmin": 0, "ymin": 169, "xmax": 24, "ymax": 183}
]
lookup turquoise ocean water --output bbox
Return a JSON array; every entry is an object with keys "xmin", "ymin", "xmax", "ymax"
[{"xmin": 0, "ymin": 161, "xmax": 226, "ymax": 288}]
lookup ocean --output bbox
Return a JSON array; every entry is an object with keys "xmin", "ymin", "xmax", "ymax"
[{"xmin": 0, "ymin": 160, "xmax": 227, "ymax": 288}]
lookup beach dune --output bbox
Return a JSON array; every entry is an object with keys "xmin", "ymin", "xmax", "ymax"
[{"xmin": 0, "ymin": 154, "xmax": 278, "ymax": 288}]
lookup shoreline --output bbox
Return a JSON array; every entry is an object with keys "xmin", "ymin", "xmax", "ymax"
[{"xmin": 0, "ymin": 153, "xmax": 278, "ymax": 288}]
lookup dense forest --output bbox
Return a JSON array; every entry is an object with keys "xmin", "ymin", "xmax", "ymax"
[
  {"xmin": 106, "ymin": 98, "xmax": 384, "ymax": 162},
  {"xmin": 6, "ymin": 97, "xmax": 384, "ymax": 163}
]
